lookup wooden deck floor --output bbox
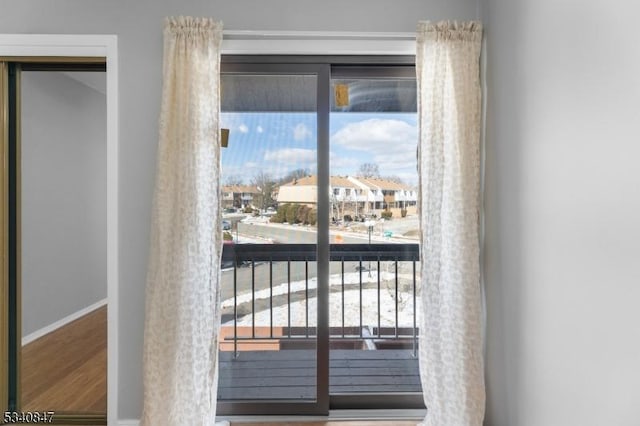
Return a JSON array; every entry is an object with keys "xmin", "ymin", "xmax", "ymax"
[{"xmin": 218, "ymin": 349, "xmax": 421, "ymax": 400}]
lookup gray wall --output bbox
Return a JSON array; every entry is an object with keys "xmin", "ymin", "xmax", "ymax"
[
  {"xmin": 21, "ymin": 71, "xmax": 107, "ymax": 337},
  {"xmin": 482, "ymin": 0, "xmax": 640, "ymax": 425},
  {"xmin": 1, "ymin": 0, "xmax": 480, "ymax": 419}
]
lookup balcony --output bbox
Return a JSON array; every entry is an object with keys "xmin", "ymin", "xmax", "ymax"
[{"xmin": 218, "ymin": 243, "xmax": 422, "ymax": 401}]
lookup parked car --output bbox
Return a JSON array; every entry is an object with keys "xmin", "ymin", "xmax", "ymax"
[{"xmin": 222, "ymin": 220, "xmax": 232, "ymax": 230}]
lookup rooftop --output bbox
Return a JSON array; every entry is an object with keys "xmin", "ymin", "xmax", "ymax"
[{"xmin": 281, "ymin": 175, "xmax": 410, "ymax": 190}]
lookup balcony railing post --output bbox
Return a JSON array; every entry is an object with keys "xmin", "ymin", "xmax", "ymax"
[
  {"xmin": 305, "ymin": 260, "xmax": 309, "ymax": 338},
  {"xmin": 233, "ymin": 262, "xmax": 238, "ymax": 358},
  {"xmin": 377, "ymin": 257, "xmax": 381, "ymax": 338},
  {"xmin": 413, "ymin": 260, "xmax": 417, "ymax": 358},
  {"xmin": 395, "ymin": 260, "xmax": 399, "ymax": 339},
  {"xmin": 251, "ymin": 259, "xmax": 255, "ymax": 339},
  {"xmin": 359, "ymin": 258, "xmax": 363, "ymax": 338},
  {"xmin": 269, "ymin": 258, "xmax": 273, "ymax": 339},
  {"xmin": 287, "ymin": 258, "xmax": 291, "ymax": 339},
  {"xmin": 341, "ymin": 258, "xmax": 345, "ymax": 339}
]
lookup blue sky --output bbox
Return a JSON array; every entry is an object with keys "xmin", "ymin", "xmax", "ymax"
[{"xmin": 221, "ymin": 112, "xmax": 418, "ymax": 185}]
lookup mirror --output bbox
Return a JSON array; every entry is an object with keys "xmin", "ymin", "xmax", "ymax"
[{"xmin": 15, "ymin": 67, "xmax": 107, "ymax": 419}]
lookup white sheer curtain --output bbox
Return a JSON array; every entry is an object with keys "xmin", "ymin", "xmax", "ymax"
[
  {"xmin": 142, "ymin": 17, "xmax": 224, "ymax": 426},
  {"xmin": 416, "ymin": 21, "xmax": 485, "ymax": 426}
]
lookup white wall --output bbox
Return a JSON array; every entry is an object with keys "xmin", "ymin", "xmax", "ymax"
[
  {"xmin": 1, "ymin": 0, "xmax": 480, "ymax": 419},
  {"xmin": 21, "ymin": 71, "xmax": 107, "ymax": 336},
  {"xmin": 482, "ymin": 1, "xmax": 640, "ymax": 425}
]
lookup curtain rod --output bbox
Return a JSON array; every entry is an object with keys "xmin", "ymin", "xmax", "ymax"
[{"xmin": 223, "ymin": 30, "xmax": 416, "ymax": 41}]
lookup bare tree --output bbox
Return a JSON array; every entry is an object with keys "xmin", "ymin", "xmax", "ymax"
[
  {"xmin": 251, "ymin": 171, "xmax": 276, "ymax": 211},
  {"xmin": 280, "ymin": 168, "xmax": 310, "ymax": 184},
  {"xmin": 223, "ymin": 174, "xmax": 244, "ymax": 186},
  {"xmin": 383, "ymin": 175, "xmax": 405, "ymax": 184},
  {"xmin": 357, "ymin": 162, "xmax": 380, "ymax": 178}
]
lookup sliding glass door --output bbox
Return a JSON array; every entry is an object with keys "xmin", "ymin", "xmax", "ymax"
[
  {"xmin": 216, "ymin": 62, "xmax": 330, "ymax": 415},
  {"xmin": 328, "ymin": 66, "xmax": 422, "ymax": 409},
  {"xmin": 216, "ymin": 57, "xmax": 422, "ymax": 416}
]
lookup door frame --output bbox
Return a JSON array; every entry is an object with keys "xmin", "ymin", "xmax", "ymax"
[
  {"xmin": 218, "ymin": 55, "xmax": 422, "ymax": 417},
  {"xmin": 0, "ymin": 34, "xmax": 118, "ymax": 425}
]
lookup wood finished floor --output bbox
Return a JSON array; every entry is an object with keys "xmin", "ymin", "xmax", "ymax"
[{"xmin": 21, "ymin": 305, "xmax": 107, "ymax": 413}]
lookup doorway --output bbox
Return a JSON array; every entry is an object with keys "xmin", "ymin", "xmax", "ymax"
[{"xmin": 216, "ymin": 56, "xmax": 423, "ymax": 416}]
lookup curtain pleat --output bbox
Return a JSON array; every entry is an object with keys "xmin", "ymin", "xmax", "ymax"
[
  {"xmin": 416, "ymin": 20, "xmax": 485, "ymax": 426},
  {"xmin": 142, "ymin": 16, "xmax": 224, "ymax": 426}
]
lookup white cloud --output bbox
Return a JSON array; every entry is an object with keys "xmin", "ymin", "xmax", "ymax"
[
  {"xmin": 255, "ymin": 148, "xmax": 317, "ymax": 180},
  {"xmin": 264, "ymin": 148, "xmax": 316, "ymax": 163},
  {"xmin": 293, "ymin": 123, "xmax": 312, "ymax": 141},
  {"xmin": 256, "ymin": 125, "xmax": 264, "ymax": 133},
  {"xmin": 332, "ymin": 118, "xmax": 417, "ymax": 182},
  {"xmin": 223, "ymin": 162, "xmax": 260, "ymax": 183},
  {"xmin": 238, "ymin": 124, "xmax": 249, "ymax": 133},
  {"xmin": 330, "ymin": 151, "xmax": 360, "ymax": 170}
]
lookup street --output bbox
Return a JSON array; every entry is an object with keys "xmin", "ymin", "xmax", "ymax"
[{"xmin": 220, "ymin": 222, "xmax": 369, "ymax": 313}]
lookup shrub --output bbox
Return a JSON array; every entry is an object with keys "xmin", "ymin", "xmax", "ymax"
[
  {"xmin": 400, "ymin": 209, "xmax": 408, "ymax": 218},
  {"xmin": 223, "ymin": 231, "xmax": 233, "ymax": 241},
  {"xmin": 277, "ymin": 203, "xmax": 289, "ymax": 217},
  {"xmin": 286, "ymin": 203, "xmax": 300, "ymax": 224},
  {"xmin": 297, "ymin": 205, "xmax": 310, "ymax": 224},
  {"xmin": 270, "ymin": 204, "xmax": 288, "ymax": 223},
  {"xmin": 343, "ymin": 214, "xmax": 353, "ymax": 222},
  {"xmin": 269, "ymin": 215, "xmax": 283, "ymax": 223},
  {"xmin": 243, "ymin": 206, "xmax": 253, "ymax": 214},
  {"xmin": 307, "ymin": 209, "xmax": 317, "ymax": 226},
  {"xmin": 380, "ymin": 210, "xmax": 393, "ymax": 220}
]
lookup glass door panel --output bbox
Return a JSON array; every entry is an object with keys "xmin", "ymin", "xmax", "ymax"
[
  {"xmin": 328, "ymin": 69, "xmax": 423, "ymax": 403},
  {"xmin": 217, "ymin": 73, "xmax": 319, "ymax": 403}
]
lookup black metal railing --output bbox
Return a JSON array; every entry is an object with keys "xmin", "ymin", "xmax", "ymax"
[{"xmin": 221, "ymin": 243, "xmax": 420, "ymax": 357}]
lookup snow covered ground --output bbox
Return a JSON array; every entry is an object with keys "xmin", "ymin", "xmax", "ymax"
[{"xmin": 221, "ymin": 270, "xmax": 421, "ymax": 328}]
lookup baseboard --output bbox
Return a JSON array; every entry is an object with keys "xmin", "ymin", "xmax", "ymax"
[{"xmin": 22, "ymin": 298, "xmax": 107, "ymax": 346}]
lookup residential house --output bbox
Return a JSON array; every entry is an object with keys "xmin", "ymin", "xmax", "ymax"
[
  {"xmin": 277, "ymin": 175, "xmax": 363, "ymax": 217},
  {"xmin": 221, "ymin": 185, "xmax": 260, "ymax": 209},
  {"xmin": 278, "ymin": 175, "xmax": 417, "ymax": 217},
  {"xmin": 275, "ymin": 175, "xmax": 318, "ymax": 206},
  {"xmin": 353, "ymin": 177, "xmax": 418, "ymax": 211}
]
